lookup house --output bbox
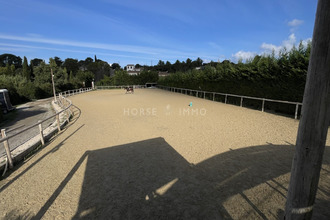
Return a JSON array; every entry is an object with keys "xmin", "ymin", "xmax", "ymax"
[
  {"xmin": 126, "ymin": 64, "xmax": 143, "ymax": 75},
  {"xmin": 126, "ymin": 64, "xmax": 135, "ymax": 71}
]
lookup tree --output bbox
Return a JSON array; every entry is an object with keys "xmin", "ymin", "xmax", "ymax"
[
  {"xmin": 54, "ymin": 56, "xmax": 63, "ymax": 67},
  {"xmin": 87, "ymin": 60, "xmax": 111, "ymax": 82},
  {"xmin": 62, "ymin": 58, "xmax": 79, "ymax": 75},
  {"xmin": 138, "ymin": 71, "xmax": 159, "ymax": 84},
  {"xmin": 0, "ymin": 53, "xmax": 22, "ymax": 68},
  {"xmin": 165, "ymin": 61, "xmax": 172, "ymax": 72},
  {"xmin": 22, "ymin": 56, "xmax": 30, "ymax": 80},
  {"xmin": 76, "ymin": 70, "xmax": 94, "ymax": 87},
  {"xmin": 111, "ymin": 63, "xmax": 121, "ymax": 70},
  {"xmin": 173, "ymin": 60, "xmax": 182, "ymax": 72},
  {"xmin": 186, "ymin": 58, "xmax": 192, "ymax": 70},
  {"xmin": 113, "ymin": 69, "xmax": 131, "ymax": 85},
  {"xmin": 30, "ymin": 58, "xmax": 43, "ymax": 67},
  {"xmin": 195, "ymin": 57, "xmax": 203, "ymax": 67}
]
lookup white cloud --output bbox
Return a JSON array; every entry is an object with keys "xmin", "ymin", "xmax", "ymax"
[
  {"xmin": 232, "ymin": 50, "xmax": 256, "ymax": 61},
  {"xmin": 233, "ymin": 33, "xmax": 311, "ymax": 62},
  {"xmin": 260, "ymin": 43, "xmax": 281, "ymax": 54},
  {"xmin": 288, "ymin": 19, "xmax": 304, "ymax": 32},
  {"xmin": 288, "ymin": 19, "xmax": 304, "ymax": 27},
  {"xmin": 261, "ymin": 33, "xmax": 300, "ymax": 55},
  {"xmin": 0, "ymin": 33, "xmax": 197, "ymax": 58},
  {"xmin": 0, "ymin": 42, "xmax": 148, "ymax": 59}
]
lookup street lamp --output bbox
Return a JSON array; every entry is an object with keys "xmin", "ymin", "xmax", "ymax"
[{"xmin": 51, "ymin": 68, "xmax": 57, "ymax": 103}]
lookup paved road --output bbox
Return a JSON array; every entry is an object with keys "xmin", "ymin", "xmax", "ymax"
[{"xmin": 0, "ymin": 98, "xmax": 55, "ymax": 157}]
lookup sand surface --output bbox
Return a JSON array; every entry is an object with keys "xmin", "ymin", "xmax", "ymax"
[{"xmin": 0, "ymin": 89, "xmax": 329, "ymax": 219}]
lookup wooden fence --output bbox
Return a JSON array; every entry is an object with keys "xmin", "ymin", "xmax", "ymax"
[{"xmin": 157, "ymin": 85, "xmax": 302, "ymax": 120}]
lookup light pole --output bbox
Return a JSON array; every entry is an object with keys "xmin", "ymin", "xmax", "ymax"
[{"xmin": 51, "ymin": 68, "xmax": 57, "ymax": 103}]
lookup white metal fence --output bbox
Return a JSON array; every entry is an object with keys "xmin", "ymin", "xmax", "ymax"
[
  {"xmin": 157, "ymin": 85, "xmax": 302, "ymax": 120},
  {"xmin": 0, "ymin": 87, "xmax": 92, "ymax": 175},
  {"xmin": 96, "ymin": 85, "xmax": 146, "ymax": 90}
]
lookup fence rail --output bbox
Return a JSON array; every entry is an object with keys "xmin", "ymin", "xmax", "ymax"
[
  {"xmin": 0, "ymin": 87, "xmax": 92, "ymax": 174},
  {"xmin": 95, "ymin": 85, "xmax": 146, "ymax": 90},
  {"xmin": 157, "ymin": 85, "xmax": 302, "ymax": 119}
]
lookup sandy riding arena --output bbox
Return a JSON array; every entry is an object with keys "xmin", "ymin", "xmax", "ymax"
[{"xmin": 0, "ymin": 89, "xmax": 329, "ymax": 219}]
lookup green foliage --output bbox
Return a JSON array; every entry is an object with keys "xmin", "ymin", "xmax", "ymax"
[
  {"xmin": 113, "ymin": 69, "xmax": 132, "ymax": 86},
  {"xmin": 62, "ymin": 58, "xmax": 79, "ymax": 75},
  {"xmin": 137, "ymin": 71, "xmax": 159, "ymax": 84},
  {"xmin": 0, "ymin": 54, "xmax": 22, "ymax": 68},
  {"xmin": 76, "ymin": 70, "xmax": 94, "ymax": 87},
  {"xmin": 30, "ymin": 58, "xmax": 43, "ymax": 67},
  {"xmin": 96, "ymin": 70, "xmax": 158, "ymax": 86},
  {"xmin": 0, "ymin": 54, "xmax": 111, "ymax": 105},
  {"xmin": 22, "ymin": 56, "xmax": 30, "ymax": 80},
  {"xmin": 158, "ymin": 41, "xmax": 311, "ymax": 103},
  {"xmin": 0, "ymin": 41, "xmax": 311, "ymax": 107}
]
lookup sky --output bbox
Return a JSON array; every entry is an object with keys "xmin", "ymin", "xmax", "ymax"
[{"xmin": 0, "ymin": 0, "xmax": 317, "ymax": 67}]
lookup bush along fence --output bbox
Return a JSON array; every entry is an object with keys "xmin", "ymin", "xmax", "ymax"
[
  {"xmin": 157, "ymin": 85, "xmax": 302, "ymax": 120},
  {"xmin": 0, "ymin": 87, "xmax": 93, "ymax": 176}
]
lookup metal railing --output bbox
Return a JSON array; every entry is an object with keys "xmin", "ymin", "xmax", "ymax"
[
  {"xmin": 0, "ymin": 87, "xmax": 92, "ymax": 174},
  {"xmin": 95, "ymin": 85, "xmax": 146, "ymax": 90},
  {"xmin": 157, "ymin": 85, "xmax": 302, "ymax": 119}
]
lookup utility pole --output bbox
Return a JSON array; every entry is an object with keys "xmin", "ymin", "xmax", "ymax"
[
  {"xmin": 51, "ymin": 68, "xmax": 57, "ymax": 103},
  {"xmin": 284, "ymin": 0, "xmax": 330, "ymax": 219}
]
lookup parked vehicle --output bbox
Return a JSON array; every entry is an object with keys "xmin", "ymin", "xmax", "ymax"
[{"xmin": 0, "ymin": 89, "xmax": 15, "ymax": 114}]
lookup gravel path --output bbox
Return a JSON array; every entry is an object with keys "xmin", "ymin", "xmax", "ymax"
[
  {"xmin": 0, "ymin": 89, "xmax": 329, "ymax": 219},
  {"xmin": 0, "ymin": 98, "xmax": 55, "ymax": 157}
]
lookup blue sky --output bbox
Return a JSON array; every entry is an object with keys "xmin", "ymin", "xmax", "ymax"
[{"xmin": 0, "ymin": 0, "xmax": 316, "ymax": 66}]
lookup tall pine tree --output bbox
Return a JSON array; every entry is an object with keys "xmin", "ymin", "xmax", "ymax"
[{"xmin": 22, "ymin": 56, "xmax": 30, "ymax": 80}]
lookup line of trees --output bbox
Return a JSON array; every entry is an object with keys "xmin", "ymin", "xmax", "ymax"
[
  {"xmin": 96, "ymin": 69, "xmax": 159, "ymax": 86},
  {"xmin": 0, "ymin": 40, "xmax": 311, "ymax": 109},
  {"xmin": 0, "ymin": 55, "xmax": 123, "ymax": 105},
  {"xmin": 158, "ymin": 41, "xmax": 311, "ymax": 103}
]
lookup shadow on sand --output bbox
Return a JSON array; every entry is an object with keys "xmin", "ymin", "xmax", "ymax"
[{"xmin": 34, "ymin": 137, "xmax": 330, "ymax": 220}]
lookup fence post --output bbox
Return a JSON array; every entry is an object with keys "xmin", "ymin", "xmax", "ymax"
[
  {"xmin": 1, "ymin": 129, "xmax": 13, "ymax": 169},
  {"xmin": 294, "ymin": 104, "xmax": 299, "ymax": 120},
  {"xmin": 196, "ymin": 91, "xmax": 198, "ymax": 97},
  {"xmin": 56, "ymin": 114, "xmax": 61, "ymax": 132},
  {"xmin": 225, "ymin": 94, "xmax": 228, "ymax": 104},
  {"xmin": 213, "ymin": 93, "xmax": 215, "ymax": 101},
  {"xmin": 65, "ymin": 102, "xmax": 70, "ymax": 123},
  {"xmin": 240, "ymin": 97, "xmax": 243, "ymax": 107},
  {"xmin": 204, "ymin": 92, "xmax": 206, "ymax": 99},
  {"xmin": 262, "ymin": 99, "xmax": 265, "ymax": 112},
  {"xmin": 38, "ymin": 121, "xmax": 45, "ymax": 146}
]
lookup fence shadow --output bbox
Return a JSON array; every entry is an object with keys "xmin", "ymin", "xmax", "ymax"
[{"xmin": 57, "ymin": 137, "xmax": 329, "ymax": 219}]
